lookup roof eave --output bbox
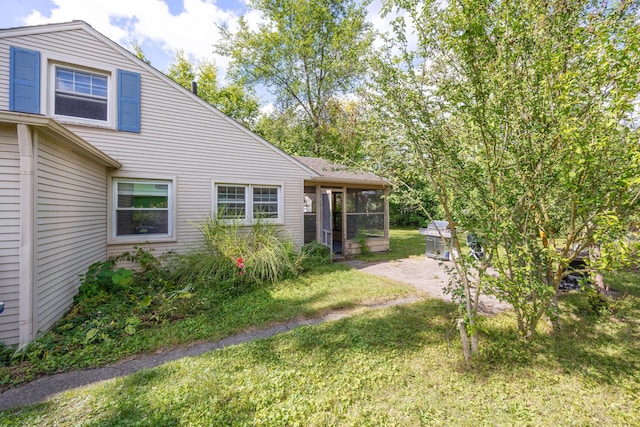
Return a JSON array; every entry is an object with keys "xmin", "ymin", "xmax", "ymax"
[
  {"xmin": 0, "ymin": 111, "xmax": 121, "ymax": 168},
  {"xmin": 305, "ymin": 176, "xmax": 389, "ymax": 187}
]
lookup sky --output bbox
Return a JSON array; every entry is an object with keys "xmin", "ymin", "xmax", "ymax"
[
  {"xmin": 0, "ymin": 0, "xmax": 396, "ymax": 101},
  {"xmin": 0, "ymin": 0, "xmax": 261, "ymax": 75}
]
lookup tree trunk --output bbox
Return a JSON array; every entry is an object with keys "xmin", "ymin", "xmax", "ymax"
[
  {"xmin": 458, "ymin": 318, "xmax": 471, "ymax": 364},
  {"xmin": 313, "ymin": 124, "xmax": 321, "ymax": 157},
  {"xmin": 550, "ymin": 293, "xmax": 561, "ymax": 332},
  {"xmin": 590, "ymin": 244, "xmax": 607, "ymax": 293}
]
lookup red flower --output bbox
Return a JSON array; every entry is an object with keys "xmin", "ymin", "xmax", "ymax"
[{"xmin": 236, "ymin": 257, "xmax": 244, "ymax": 274}]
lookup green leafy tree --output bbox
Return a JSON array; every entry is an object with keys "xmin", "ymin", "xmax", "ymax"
[
  {"xmin": 167, "ymin": 50, "xmax": 196, "ymax": 90},
  {"xmin": 255, "ymin": 97, "xmax": 371, "ymax": 162},
  {"xmin": 218, "ymin": 0, "xmax": 374, "ymax": 156},
  {"xmin": 254, "ymin": 108, "xmax": 313, "ymax": 154},
  {"xmin": 130, "ymin": 41, "xmax": 150, "ymax": 64},
  {"xmin": 167, "ymin": 50, "xmax": 260, "ymax": 127},
  {"xmin": 371, "ymin": 0, "xmax": 640, "ymax": 360},
  {"xmin": 322, "ymin": 98, "xmax": 369, "ymax": 161}
]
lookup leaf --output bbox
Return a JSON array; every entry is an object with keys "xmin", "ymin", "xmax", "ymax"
[
  {"xmin": 140, "ymin": 295, "xmax": 153, "ymax": 307},
  {"xmin": 85, "ymin": 328, "xmax": 98, "ymax": 343}
]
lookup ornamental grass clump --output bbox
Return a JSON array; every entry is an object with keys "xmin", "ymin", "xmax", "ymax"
[{"xmin": 174, "ymin": 215, "xmax": 304, "ymax": 289}]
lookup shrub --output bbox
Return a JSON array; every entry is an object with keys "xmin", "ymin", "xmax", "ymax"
[
  {"xmin": 77, "ymin": 246, "xmax": 171, "ymax": 301},
  {"xmin": 300, "ymin": 241, "xmax": 332, "ymax": 270},
  {"xmin": 244, "ymin": 223, "xmax": 303, "ymax": 284},
  {"xmin": 71, "ymin": 247, "xmax": 186, "ymax": 337},
  {"xmin": 354, "ymin": 233, "xmax": 372, "ymax": 258},
  {"xmin": 77, "ymin": 261, "xmax": 133, "ymax": 300},
  {"xmin": 0, "ymin": 343, "xmax": 14, "ymax": 367},
  {"xmin": 169, "ymin": 252, "xmax": 240, "ymax": 294}
]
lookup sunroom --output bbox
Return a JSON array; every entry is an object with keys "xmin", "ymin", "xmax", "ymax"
[{"xmin": 295, "ymin": 156, "xmax": 390, "ymax": 258}]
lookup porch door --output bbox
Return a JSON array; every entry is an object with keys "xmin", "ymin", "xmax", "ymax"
[{"xmin": 321, "ymin": 189, "xmax": 332, "ymax": 251}]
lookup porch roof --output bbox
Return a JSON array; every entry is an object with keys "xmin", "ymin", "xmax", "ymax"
[{"xmin": 294, "ymin": 156, "xmax": 388, "ymax": 187}]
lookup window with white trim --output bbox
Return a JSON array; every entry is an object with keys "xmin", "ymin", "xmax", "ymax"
[
  {"xmin": 114, "ymin": 179, "xmax": 172, "ymax": 237},
  {"xmin": 215, "ymin": 183, "xmax": 282, "ymax": 223},
  {"xmin": 253, "ymin": 186, "xmax": 279, "ymax": 219},
  {"xmin": 54, "ymin": 66, "xmax": 109, "ymax": 121},
  {"xmin": 217, "ymin": 185, "xmax": 247, "ymax": 219}
]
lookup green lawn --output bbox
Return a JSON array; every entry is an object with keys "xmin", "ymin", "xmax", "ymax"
[
  {"xmin": 0, "ymin": 263, "xmax": 416, "ymax": 390},
  {"xmin": 0, "ymin": 228, "xmax": 427, "ymax": 390},
  {"xmin": 2, "ymin": 269, "xmax": 638, "ymax": 425},
  {"xmin": 3, "ymin": 229, "xmax": 638, "ymax": 425},
  {"xmin": 358, "ymin": 227, "xmax": 426, "ymax": 262}
]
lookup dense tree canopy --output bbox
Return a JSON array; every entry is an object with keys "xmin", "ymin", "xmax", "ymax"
[
  {"xmin": 217, "ymin": 0, "xmax": 374, "ymax": 157},
  {"xmin": 167, "ymin": 50, "xmax": 260, "ymax": 128}
]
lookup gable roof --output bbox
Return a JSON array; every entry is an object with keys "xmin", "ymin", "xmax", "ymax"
[
  {"xmin": 0, "ymin": 20, "xmax": 318, "ymax": 178},
  {"xmin": 295, "ymin": 156, "xmax": 388, "ymax": 186}
]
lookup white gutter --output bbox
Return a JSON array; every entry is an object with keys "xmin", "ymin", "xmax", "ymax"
[{"xmin": 17, "ymin": 124, "xmax": 34, "ymax": 347}]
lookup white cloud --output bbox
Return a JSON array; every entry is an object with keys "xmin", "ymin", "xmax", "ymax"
[
  {"xmin": 259, "ymin": 102, "xmax": 275, "ymax": 116},
  {"xmin": 242, "ymin": 8, "xmax": 265, "ymax": 32},
  {"xmin": 22, "ymin": 0, "xmax": 242, "ymax": 76}
]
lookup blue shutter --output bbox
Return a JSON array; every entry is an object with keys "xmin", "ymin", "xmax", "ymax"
[
  {"xmin": 9, "ymin": 47, "xmax": 40, "ymax": 114},
  {"xmin": 118, "ymin": 69, "xmax": 141, "ymax": 132}
]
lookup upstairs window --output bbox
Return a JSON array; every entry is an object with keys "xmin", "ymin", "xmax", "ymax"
[{"xmin": 55, "ymin": 66, "xmax": 108, "ymax": 121}]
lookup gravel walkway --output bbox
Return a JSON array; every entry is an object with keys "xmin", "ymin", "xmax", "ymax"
[{"xmin": 341, "ymin": 256, "xmax": 511, "ymax": 315}]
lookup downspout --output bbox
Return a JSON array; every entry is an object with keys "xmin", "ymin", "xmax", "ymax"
[{"xmin": 17, "ymin": 124, "xmax": 35, "ymax": 348}]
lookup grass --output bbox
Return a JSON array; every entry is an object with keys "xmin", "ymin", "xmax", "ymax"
[
  {"xmin": 2, "ymin": 269, "xmax": 638, "ymax": 425},
  {"xmin": 357, "ymin": 227, "xmax": 426, "ymax": 262},
  {"xmin": 0, "ymin": 264, "xmax": 415, "ymax": 390}
]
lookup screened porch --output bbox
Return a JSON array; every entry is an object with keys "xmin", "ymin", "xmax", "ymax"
[{"xmin": 296, "ymin": 156, "xmax": 390, "ymax": 258}]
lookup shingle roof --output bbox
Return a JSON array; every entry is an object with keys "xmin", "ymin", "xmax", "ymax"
[{"xmin": 294, "ymin": 156, "xmax": 387, "ymax": 186}]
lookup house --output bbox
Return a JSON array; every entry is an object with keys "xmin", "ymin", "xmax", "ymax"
[
  {"xmin": 0, "ymin": 21, "xmax": 388, "ymax": 347},
  {"xmin": 0, "ymin": 21, "xmax": 316, "ymax": 347}
]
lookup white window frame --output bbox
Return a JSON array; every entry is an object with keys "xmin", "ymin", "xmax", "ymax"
[
  {"xmin": 109, "ymin": 176, "xmax": 177, "ymax": 243},
  {"xmin": 217, "ymin": 184, "xmax": 248, "ymax": 220},
  {"xmin": 252, "ymin": 185, "xmax": 280, "ymax": 220},
  {"xmin": 213, "ymin": 181, "xmax": 284, "ymax": 225},
  {"xmin": 47, "ymin": 59, "xmax": 115, "ymax": 128}
]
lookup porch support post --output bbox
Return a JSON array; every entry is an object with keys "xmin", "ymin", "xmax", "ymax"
[
  {"xmin": 342, "ymin": 186, "xmax": 347, "ymax": 254},
  {"xmin": 17, "ymin": 124, "xmax": 35, "ymax": 348},
  {"xmin": 384, "ymin": 187, "xmax": 390, "ymax": 239},
  {"xmin": 315, "ymin": 184, "xmax": 321, "ymax": 243}
]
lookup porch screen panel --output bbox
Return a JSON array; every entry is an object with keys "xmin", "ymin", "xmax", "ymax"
[{"xmin": 346, "ymin": 189, "xmax": 385, "ymax": 239}]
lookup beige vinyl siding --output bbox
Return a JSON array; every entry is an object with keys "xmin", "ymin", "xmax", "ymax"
[
  {"xmin": 0, "ymin": 28, "xmax": 309, "ymax": 257},
  {"xmin": 0, "ymin": 125, "xmax": 20, "ymax": 344},
  {"xmin": 0, "ymin": 44, "xmax": 8, "ymax": 110},
  {"xmin": 35, "ymin": 134, "xmax": 108, "ymax": 333}
]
